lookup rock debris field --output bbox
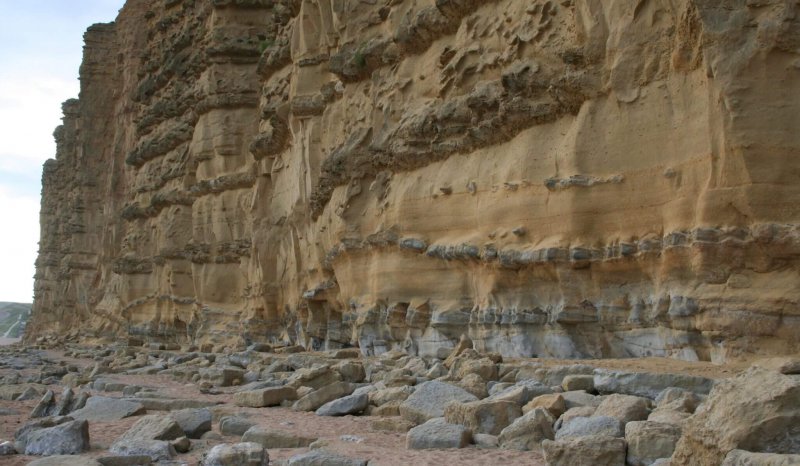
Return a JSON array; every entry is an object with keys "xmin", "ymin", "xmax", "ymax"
[{"xmin": 0, "ymin": 336, "xmax": 797, "ymax": 465}]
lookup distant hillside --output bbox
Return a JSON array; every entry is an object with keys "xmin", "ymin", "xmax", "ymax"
[{"xmin": 0, "ymin": 302, "xmax": 31, "ymax": 339}]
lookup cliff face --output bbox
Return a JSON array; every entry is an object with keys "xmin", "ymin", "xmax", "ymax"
[{"xmin": 29, "ymin": 0, "xmax": 800, "ymax": 362}]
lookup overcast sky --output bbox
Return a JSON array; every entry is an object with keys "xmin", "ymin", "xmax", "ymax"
[{"xmin": 0, "ymin": 1, "xmax": 123, "ymax": 303}]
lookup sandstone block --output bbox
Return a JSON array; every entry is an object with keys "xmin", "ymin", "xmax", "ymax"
[
  {"xmin": 555, "ymin": 416, "xmax": 623, "ymax": 440},
  {"xmin": 444, "ymin": 399, "xmax": 521, "ymax": 435},
  {"xmin": 543, "ymin": 435, "xmax": 627, "ymax": 466},
  {"xmin": 523, "ymin": 393, "xmax": 566, "ymax": 418},
  {"xmin": 234, "ymin": 386, "xmax": 297, "ymax": 408},
  {"xmin": 202, "ymin": 442, "xmax": 268, "ymax": 466},
  {"xmin": 672, "ymin": 367, "xmax": 800, "ymax": 465},
  {"xmin": 625, "ymin": 421, "xmax": 681, "ymax": 466},
  {"xmin": 498, "ymin": 407, "xmax": 555, "ymax": 451},
  {"xmin": 293, "ymin": 382, "xmax": 355, "ymax": 412},
  {"xmin": 594, "ymin": 393, "xmax": 652, "ymax": 423}
]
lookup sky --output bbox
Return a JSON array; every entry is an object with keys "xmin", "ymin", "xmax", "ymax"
[{"xmin": 0, "ymin": 1, "xmax": 123, "ymax": 303}]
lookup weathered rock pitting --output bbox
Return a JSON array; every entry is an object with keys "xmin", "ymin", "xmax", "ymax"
[{"xmin": 27, "ymin": 0, "xmax": 800, "ymax": 363}]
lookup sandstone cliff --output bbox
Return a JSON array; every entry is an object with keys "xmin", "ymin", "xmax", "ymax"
[{"xmin": 28, "ymin": 0, "xmax": 800, "ymax": 362}]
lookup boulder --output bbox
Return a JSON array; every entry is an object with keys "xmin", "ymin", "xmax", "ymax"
[
  {"xmin": 241, "ymin": 426, "xmax": 316, "ymax": 448},
  {"xmin": 286, "ymin": 366, "xmax": 342, "ymax": 390},
  {"xmin": 524, "ymin": 393, "xmax": 566, "ymax": 418},
  {"xmin": 594, "ymin": 369, "xmax": 714, "ymax": 399},
  {"xmin": 561, "ymin": 390, "xmax": 601, "ymax": 409},
  {"xmin": 14, "ymin": 416, "xmax": 73, "ymax": 452},
  {"xmin": 406, "ymin": 418, "xmax": 472, "ymax": 449},
  {"xmin": 334, "ymin": 361, "xmax": 366, "ymax": 383},
  {"xmin": 555, "ymin": 416, "xmax": 623, "ymax": 440},
  {"xmin": 287, "ymin": 449, "xmax": 368, "ymax": 466},
  {"xmin": 69, "ymin": 396, "xmax": 146, "ymax": 422},
  {"xmin": 562, "ymin": 375, "xmax": 595, "ymax": 392},
  {"xmin": 543, "ymin": 435, "xmax": 627, "ymax": 466},
  {"xmin": 170, "ymin": 408, "xmax": 212, "ymax": 439},
  {"xmin": 594, "ymin": 394, "xmax": 651, "ymax": 423},
  {"xmin": 444, "ymin": 399, "xmax": 521, "ymax": 435},
  {"xmin": 0, "ymin": 441, "xmax": 14, "ymax": 455},
  {"xmin": 316, "ymin": 393, "xmax": 369, "ymax": 416},
  {"xmin": 458, "ymin": 372, "xmax": 489, "ymax": 398},
  {"xmin": 399, "ymin": 381, "xmax": 478, "ymax": 424},
  {"xmin": 293, "ymin": 382, "xmax": 355, "ymax": 412},
  {"xmin": 24, "ymin": 419, "xmax": 90, "ymax": 455},
  {"xmin": 220, "ymin": 416, "xmax": 256, "ymax": 436},
  {"xmin": 203, "ymin": 442, "xmax": 268, "ymax": 466},
  {"xmin": 672, "ymin": 367, "xmax": 800, "ymax": 465},
  {"xmin": 234, "ymin": 386, "xmax": 297, "ymax": 408},
  {"xmin": 498, "ymin": 407, "xmax": 555, "ymax": 451},
  {"xmin": 108, "ymin": 439, "xmax": 176, "ymax": 462},
  {"xmin": 722, "ymin": 450, "xmax": 800, "ymax": 465},
  {"xmin": 625, "ymin": 421, "xmax": 682, "ymax": 466}
]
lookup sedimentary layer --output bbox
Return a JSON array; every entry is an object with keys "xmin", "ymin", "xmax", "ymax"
[{"xmin": 28, "ymin": 0, "xmax": 800, "ymax": 362}]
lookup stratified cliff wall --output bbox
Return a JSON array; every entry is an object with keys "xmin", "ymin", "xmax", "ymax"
[{"xmin": 28, "ymin": 0, "xmax": 800, "ymax": 362}]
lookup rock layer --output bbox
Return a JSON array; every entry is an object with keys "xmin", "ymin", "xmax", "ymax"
[{"xmin": 28, "ymin": 0, "xmax": 800, "ymax": 362}]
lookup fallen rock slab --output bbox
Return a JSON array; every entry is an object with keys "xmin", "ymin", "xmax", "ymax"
[
  {"xmin": 543, "ymin": 435, "xmax": 627, "ymax": 466},
  {"xmin": 234, "ymin": 386, "xmax": 297, "ymax": 408},
  {"xmin": 594, "ymin": 369, "xmax": 714, "ymax": 399},
  {"xmin": 293, "ymin": 382, "xmax": 355, "ymax": 412},
  {"xmin": 202, "ymin": 442, "xmax": 268, "ymax": 466},
  {"xmin": 109, "ymin": 439, "xmax": 176, "ymax": 462},
  {"xmin": 241, "ymin": 426, "xmax": 316, "ymax": 448},
  {"xmin": 170, "ymin": 408, "xmax": 212, "ymax": 439},
  {"xmin": 555, "ymin": 416, "xmax": 623, "ymax": 440},
  {"xmin": 27, "ymin": 456, "xmax": 103, "ymax": 466},
  {"xmin": 498, "ymin": 407, "xmax": 555, "ymax": 451},
  {"xmin": 444, "ymin": 399, "xmax": 521, "ymax": 435},
  {"xmin": 625, "ymin": 421, "xmax": 682, "ymax": 466},
  {"xmin": 69, "ymin": 396, "xmax": 146, "ymax": 421},
  {"xmin": 287, "ymin": 448, "xmax": 368, "ymax": 465},
  {"xmin": 316, "ymin": 392, "xmax": 369, "ymax": 416},
  {"xmin": 24, "ymin": 419, "xmax": 90, "ymax": 455}
]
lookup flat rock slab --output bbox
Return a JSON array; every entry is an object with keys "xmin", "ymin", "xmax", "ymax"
[
  {"xmin": 287, "ymin": 449, "xmax": 368, "ymax": 466},
  {"xmin": 594, "ymin": 369, "xmax": 714, "ymax": 399},
  {"xmin": 202, "ymin": 442, "xmax": 268, "ymax": 466},
  {"xmin": 125, "ymin": 397, "xmax": 220, "ymax": 411},
  {"xmin": 241, "ymin": 426, "xmax": 316, "ymax": 448},
  {"xmin": 70, "ymin": 396, "xmax": 146, "ymax": 421},
  {"xmin": 27, "ymin": 456, "xmax": 102, "ymax": 466},
  {"xmin": 316, "ymin": 393, "xmax": 369, "ymax": 416},
  {"xmin": 113, "ymin": 414, "xmax": 185, "ymax": 446},
  {"xmin": 109, "ymin": 439, "xmax": 175, "ymax": 462}
]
